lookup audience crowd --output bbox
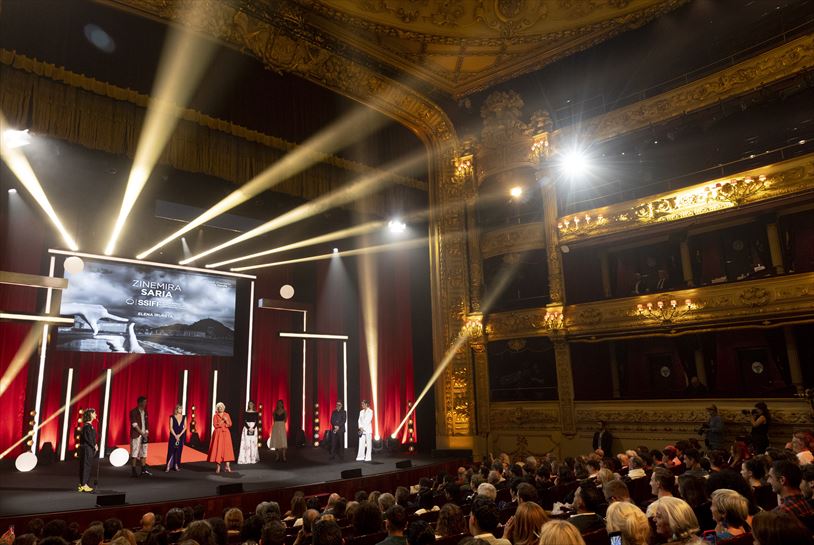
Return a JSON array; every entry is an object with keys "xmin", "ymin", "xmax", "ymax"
[{"xmin": 7, "ymin": 428, "xmax": 814, "ymax": 545}]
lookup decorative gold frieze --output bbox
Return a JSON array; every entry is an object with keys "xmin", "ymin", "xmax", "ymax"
[
  {"xmin": 480, "ymin": 222, "xmax": 546, "ymax": 259},
  {"xmin": 557, "ymin": 154, "xmax": 814, "ymax": 244},
  {"xmin": 490, "ymin": 404, "xmax": 560, "ymax": 430},
  {"xmin": 556, "ymin": 33, "xmax": 814, "ymax": 144}
]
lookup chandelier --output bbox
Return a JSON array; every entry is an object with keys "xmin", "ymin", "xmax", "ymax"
[
  {"xmin": 705, "ymin": 174, "xmax": 768, "ymax": 206},
  {"xmin": 636, "ymin": 298, "xmax": 694, "ymax": 324},
  {"xmin": 557, "ymin": 213, "xmax": 605, "ymax": 235},
  {"xmin": 533, "ymin": 310, "xmax": 564, "ymax": 331}
]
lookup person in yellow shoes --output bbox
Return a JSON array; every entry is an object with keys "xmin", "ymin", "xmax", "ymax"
[{"xmin": 78, "ymin": 408, "xmax": 98, "ymax": 492}]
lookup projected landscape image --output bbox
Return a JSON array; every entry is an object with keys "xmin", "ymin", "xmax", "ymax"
[{"xmin": 57, "ymin": 258, "xmax": 237, "ymax": 356}]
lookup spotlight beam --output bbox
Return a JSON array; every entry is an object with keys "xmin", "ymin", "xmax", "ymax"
[
  {"xmin": 0, "ymin": 327, "xmax": 41, "ymax": 398},
  {"xmin": 0, "ymin": 114, "xmax": 79, "ymax": 250},
  {"xmin": 359, "ymin": 243, "xmax": 380, "ymax": 440},
  {"xmin": 137, "ymin": 108, "xmax": 387, "ymax": 260},
  {"xmin": 180, "ymin": 152, "xmax": 428, "ymax": 265},
  {"xmin": 206, "ymin": 220, "xmax": 386, "ymax": 269},
  {"xmin": 230, "ymin": 238, "xmax": 428, "ymax": 272},
  {"xmin": 0, "ymin": 354, "xmax": 140, "ymax": 460},
  {"xmin": 389, "ymin": 256, "xmax": 523, "ymax": 439},
  {"xmin": 104, "ymin": 7, "xmax": 220, "ymax": 256}
]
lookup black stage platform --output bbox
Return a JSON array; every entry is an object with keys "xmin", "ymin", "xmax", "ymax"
[{"xmin": 0, "ymin": 447, "xmax": 461, "ymax": 520}]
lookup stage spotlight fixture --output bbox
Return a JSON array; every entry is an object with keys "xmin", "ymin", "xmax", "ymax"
[
  {"xmin": 63, "ymin": 256, "xmax": 84, "ymax": 275},
  {"xmin": 280, "ymin": 284, "xmax": 295, "ymax": 300},
  {"xmin": 2, "ymin": 128, "xmax": 31, "ymax": 149},
  {"xmin": 333, "ymin": 247, "xmax": 339, "ymax": 254},
  {"xmin": 387, "ymin": 219, "xmax": 407, "ymax": 234},
  {"xmin": 83, "ymin": 24, "xmax": 116, "ymax": 53},
  {"xmin": 8, "ymin": 188, "xmax": 17, "ymax": 194},
  {"xmin": 509, "ymin": 186, "xmax": 523, "ymax": 198},
  {"xmin": 15, "ymin": 451, "xmax": 38, "ymax": 472},
  {"xmin": 560, "ymin": 150, "xmax": 590, "ymax": 177}
]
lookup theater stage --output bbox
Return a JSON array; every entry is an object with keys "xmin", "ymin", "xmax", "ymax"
[{"xmin": 0, "ymin": 447, "xmax": 463, "ymax": 521}]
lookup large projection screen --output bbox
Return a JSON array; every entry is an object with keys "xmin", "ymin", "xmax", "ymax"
[{"xmin": 56, "ymin": 256, "xmax": 238, "ymax": 356}]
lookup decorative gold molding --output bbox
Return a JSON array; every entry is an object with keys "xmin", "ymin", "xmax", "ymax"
[
  {"xmin": 554, "ymin": 33, "xmax": 814, "ymax": 144},
  {"xmin": 557, "ymin": 154, "xmax": 814, "ymax": 244},
  {"xmin": 480, "ymin": 222, "xmax": 546, "ymax": 259},
  {"xmin": 490, "ymin": 403, "xmax": 561, "ymax": 431}
]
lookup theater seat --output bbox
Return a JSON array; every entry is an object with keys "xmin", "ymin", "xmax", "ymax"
[{"xmin": 581, "ymin": 528, "xmax": 609, "ymax": 545}]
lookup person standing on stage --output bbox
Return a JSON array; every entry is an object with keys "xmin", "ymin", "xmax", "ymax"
[
  {"xmin": 270, "ymin": 400, "xmax": 288, "ymax": 462},
  {"xmin": 209, "ymin": 402, "xmax": 235, "ymax": 473},
  {"xmin": 78, "ymin": 408, "xmax": 98, "ymax": 492},
  {"xmin": 329, "ymin": 401, "xmax": 347, "ymax": 461},
  {"xmin": 238, "ymin": 400, "xmax": 260, "ymax": 464},
  {"xmin": 356, "ymin": 400, "xmax": 373, "ymax": 462},
  {"xmin": 165, "ymin": 404, "xmax": 186, "ymax": 472},
  {"xmin": 130, "ymin": 395, "xmax": 151, "ymax": 477}
]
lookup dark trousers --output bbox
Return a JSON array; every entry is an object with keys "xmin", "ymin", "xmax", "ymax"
[
  {"xmin": 79, "ymin": 446, "xmax": 95, "ymax": 485},
  {"xmin": 330, "ymin": 430, "xmax": 343, "ymax": 459}
]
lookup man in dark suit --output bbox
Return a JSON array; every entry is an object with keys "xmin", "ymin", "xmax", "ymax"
[
  {"xmin": 129, "ymin": 395, "xmax": 151, "ymax": 477},
  {"xmin": 568, "ymin": 486, "xmax": 606, "ymax": 534},
  {"xmin": 329, "ymin": 401, "xmax": 347, "ymax": 460},
  {"xmin": 592, "ymin": 421, "xmax": 613, "ymax": 456}
]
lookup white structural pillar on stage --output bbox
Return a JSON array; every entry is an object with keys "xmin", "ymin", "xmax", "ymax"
[
  {"xmin": 342, "ymin": 340, "xmax": 348, "ymax": 448},
  {"xmin": 59, "ymin": 367, "xmax": 74, "ymax": 461},
  {"xmin": 181, "ymin": 369, "xmax": 189, "ymax": 415},
  {"xmin": 99, "ymin": 368, "xmax": 112, "ymax": 459},
  {"xmin": 244, "ymin": 281, "xmax": 255, "ymax": 410},
  {"xmin": 31, "ymin": 256, "xmax": 56, "ymax": 453},
  {"xmin": 211, "ymin": 369, "xmax": 219, "ymax": 433}
]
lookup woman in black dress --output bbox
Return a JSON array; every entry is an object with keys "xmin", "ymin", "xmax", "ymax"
[
  {"xmin": 78, "ymin": 408, "xmax": 97, "ymax": 493},
  {"xmin": 270, "ymin": 400, "xmax": 287, "ymax": 462},
  {"xmin": 750, "ymin": 402, "xmax": 771, "ymax": 454}
]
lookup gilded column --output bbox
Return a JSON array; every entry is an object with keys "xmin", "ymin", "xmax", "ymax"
[
  {"xmin": 784, "ymin": 326, "xmax": 804, "ymax": 394},
  {"xmin": 766, "ymin": 222, "xmax": 785, "ymax": 274},
  {"xmin": 553, "ymin": 335, "xmax": 576, "ymax": 436},
  {"xmin": 679, "ymin": 238, "xmax": 695, "ymax": 288}
]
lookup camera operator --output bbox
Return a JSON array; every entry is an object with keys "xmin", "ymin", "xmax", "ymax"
[{"xmin": 745, "ymin": 402, "xmax": 771, "ymax": 454}]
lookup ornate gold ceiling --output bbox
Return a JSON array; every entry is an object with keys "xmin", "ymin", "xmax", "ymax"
[{"xmin": 296, "ymin": 0, "xmax": 688, "ymax": 97}]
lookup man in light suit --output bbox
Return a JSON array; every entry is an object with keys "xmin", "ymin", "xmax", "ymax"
[{"xmin": 356, "ymin": 400, "xmax": 373, "ymax": 462}]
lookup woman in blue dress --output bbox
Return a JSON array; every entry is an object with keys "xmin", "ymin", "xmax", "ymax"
[{"xmin": 165, "ymin": 404, "xmax": 186, "ymax": 472}]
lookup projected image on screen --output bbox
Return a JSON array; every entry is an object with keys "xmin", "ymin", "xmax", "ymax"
[{"xmin": 57, "ymin": 258, "xmax": 237, "ymax": 356}]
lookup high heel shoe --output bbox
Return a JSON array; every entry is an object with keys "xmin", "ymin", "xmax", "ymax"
[{"xmin": 215, "ymin": 464, "xmax": 221, "ymax": 474}]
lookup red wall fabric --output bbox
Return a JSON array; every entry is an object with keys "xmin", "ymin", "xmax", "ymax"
[{"xmin": 358, "ymin": 252, "xmax": 416, "ymax": 442}]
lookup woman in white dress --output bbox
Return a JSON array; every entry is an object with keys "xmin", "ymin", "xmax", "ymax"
[
  {"xmin": 237, "ymin": 400, "xmax": 259, "ymax": 464},
  {"xmin": 270, "ymin": 399, "xmax": 288, "ymax": 462}
]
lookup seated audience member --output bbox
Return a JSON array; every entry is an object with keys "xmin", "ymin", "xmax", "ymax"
[
  {"xmin": 241, "ymin": 516, "xmax": 264, "ymax": 545},
  {"xmin": 603, "ymin": 479, "xmax": 631, "ymax": 504},
  {"xmin": 28, "ymin": 519, "xmax": 45, "ymax": 540},
  {"xmin": 503, "ymin": 502, "xmax": 548, "ymax": 545},
  {"xmin": 376, "ymin": 506, "xmax": 407, "ymax": 545},
  {"xmin": 353, "ymin": 502, "xmax": 383, "ymax": 536},
  {"xmin": 475, "ymin": 483, "xmax": 497, "ymax": 502},
  {"xmin": 194, "ymin": 505, "xmax": 207, "ymax": 521},
  {"xmin": 103, "ymin": 520, "xmax": 124, "ymax": 542},
  {"xmin": 678, "ymin": 476, "xmax": 714, "ymax": 532},
  {"xmin": 802, "ymin": 464, "xmax": 814, "ymax": 499},
  {"xmin": 113, "ymin": 530, "xmax": 136, "ymax": 545},
  {"xmin": 626, "ymin": 457, "xmax": 646, "ymax": 480},
  {"xmin": 287, "ymin": 496, "xmax": 307, "ymax": 523},
  {"xmin": 405, "ymin": 522, "xmax": 434, "ymax": 545},
  {"xmin": 740, "ymin": 457, "xmax": 776, "ymax": 511},
  {"xmin": 585, "ymin": 459, "xmax": 601, "ymax": 481},
  {"xmin": 291, "ymin": 510, "xmax": 320, "ymax": 545},
  {"xmin": 224, "ymin": 509, "xmax": 243, "ymax": 537},
  {"xmin": 792, "ymin": 432, "xmax": 814, "ymax": 465},
  {"xmin": 39, "ymin": 538, "xmax": 70, "ymax": 545},
  {"xmin": 751, "ymin": 510, "xmax": 814, "ymax": 545},
  {"xmin": 596, "ymin": 468, "xmax": 615, "ymax": 487},
  {"xmin": 768, "ymin": 459, "xmax": 814, "ymax": 531},
  {"xmin": 729, "ymin": 440, "xmax": 750, "ymax": 472},
  {"xmin": 681, "ymin": 450, "xmax": 707, "ymax": 479},
  {"xmin": 44, "ymin": 520, "xmax": 68, "ymax": 540},
  {"xmin": 435, "ymin": 504, "xmax": 466, "ymax": 538},
  {"xmin": 14, "ymin": 535, "xmax": 38, "ymax": 545},
  {"xmin": 369, "ymin": 492, "xmax": 382, "ymax": 507},
  {"xmin": 395, "ymin": 487, "xmax": 412, "ymax": 510},
  {"xmin": 259, "ymin": 521, "xmax": 285, "ymax": 545},
  {"xmin": 165, "ymin": 509, "xmax": 186, "ymax": 543},
  {"xmin": 207, "ymin": 518, "xmax": 227, "ymax": 545},
  {"xmin": 182, "ymin": 521, "xmax": 213, "ymax": 545},
  {"xmin": 487, "ymin": 470, "xmax": 507, "ymax": 491},
  {"xmin": 537, "ymin": 520, "xmax": 585, "ymax": 545},
  {"xmin": 81, "ymin": 527, "xmax": 105, "ymax": 545},
  {"xmin": 709, "ymin": 489, "xmax": 749, "ymax": 540},
  {"xmin": 515, "ymin": 482, "xmax": 537, "ymax": 504},
  {"xmin": 413, "ymin": 490, "xmax": 440, "ymax": 515},
  {"xmin": 605, "ymin": 501, "xmax": 649, "ymax": 545},
  {"xmin": 312, "ymin": 520, "xmax": 343, "ymax": 545},
  {"xmin": 468, "ymin": 498, "xmax": 510, "ymax": 545},
  {"xmin": 569, "ymin": 486, "xmax": 605, "ymax": 534},
  {"xmin": 645, "ymin": 467, "xmax": 676, "ymax": 517},
  {"xmin": 134, "ymin": 514, "xmax": 156, "ymax": 544},
  {"xmin": 653, "ymin": 497, "xmax": 702, "ymax": 545},
  {"xmin": 662, "ymin": 446, "xmax": 684, "ymax": 474},
  {"xmin": 378, "ymin": 493, "xmax": 396, "ymax": 514}
]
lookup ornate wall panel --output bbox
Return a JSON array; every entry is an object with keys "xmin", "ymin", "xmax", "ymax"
[
  {"xmin": 553, "ymin": 33, "xmax": 814, "ymax": 144},
  {"xmin": 557, "ymin": 154, "xmax": 814, "ymax": 245},
  {"xmin": 480, "ymin": 222, "xmax": 546, "ymax": 259}
]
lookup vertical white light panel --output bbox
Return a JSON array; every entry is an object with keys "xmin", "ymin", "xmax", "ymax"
[
  {"xmin": 59, "ymin": 367, "xmax": 74, "ymax": 461},
  {"xmin": 31, "ymin": 256, "xmax": 55, "ymax": 453},
  {"xmin": 99, "ymin": 368, "xmax": 112, "ymax": 459}
]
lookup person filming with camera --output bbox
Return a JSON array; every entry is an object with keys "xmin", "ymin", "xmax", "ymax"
[{"xmin": 746, "ymin": 402, "xmax": 771, "ymax": 454}]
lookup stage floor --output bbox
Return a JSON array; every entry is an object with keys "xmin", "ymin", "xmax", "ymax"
[{"xmin": 0, "ymin": 447, "xmax": 446, "ymax": 517}]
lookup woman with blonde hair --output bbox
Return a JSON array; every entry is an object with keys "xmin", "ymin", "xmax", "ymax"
[
  {"xmin": 605, "ymin": 501, "xmax": 649, "ymax": 545},
  {"xmin": 224, "ymin": 508, "xmax": 243, "ymax": 536},
  {"xmin": 654, "ymin": 496, "xmax": 703, "ymax": 545},
  {"xmin": 596, "ymin": 468, "xmax": 615, "ymax": 486},
  {"xmin": 710, "ymin": 489, "xmax": 749, "ymax": 540},
  {"xmin": 537, "ymin": 520, "xmax": 585, "ymax": 545},
  {"xmin": 503, "ymin": 502, "xmax": 548, "ymax": 545}
]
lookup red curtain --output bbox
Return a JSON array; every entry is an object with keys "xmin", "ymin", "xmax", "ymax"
[{"xmin": 358, "ymin": 252, "xmax": 416, "ymax": 442}]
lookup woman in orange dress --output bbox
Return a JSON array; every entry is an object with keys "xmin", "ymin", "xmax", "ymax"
[{"xmin": 208, "ymin": 402, "xmax": 235, "ymax": 473}]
